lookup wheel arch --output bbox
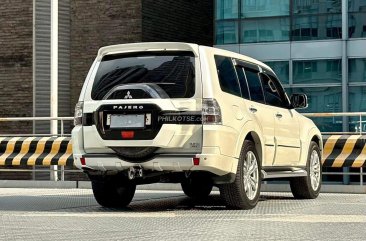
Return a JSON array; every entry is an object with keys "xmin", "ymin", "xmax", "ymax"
[
  {"xmin": 235, "ymin": 121, "xmax": 264, "ymax": 166},
  {"xmin": 299, "ymin": 127, "xmax": 323, "ymax": 166}
]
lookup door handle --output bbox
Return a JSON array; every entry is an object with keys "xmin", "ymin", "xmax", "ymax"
[
  {"xmin": 276, "ymin": 113, "xmax": 283, "ymax": 118},
  {"xmin": 249, "ymin": 107, "xmax": 257, "ymax": 113}
]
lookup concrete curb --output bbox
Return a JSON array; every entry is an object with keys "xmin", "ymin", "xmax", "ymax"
[{"xmin": 0, "ymin": 180, "xmax": 365, "ymax": 193}]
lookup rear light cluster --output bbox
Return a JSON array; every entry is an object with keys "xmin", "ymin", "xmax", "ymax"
[
  {"xmin": 202, "ymin": 98, "xmax": 222, "ymax": 125},
  {"xmin": 74, "ymin": 101, "xmax": 84, "ymax": 126}
]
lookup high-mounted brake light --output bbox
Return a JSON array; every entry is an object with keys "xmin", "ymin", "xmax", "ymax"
[
  {"xmin": 202, "ymin": 98, "xmax": 222, "ymax": 125},
  {"xmin": 74, "ymin": 101, "xmax": 84, "ymax": 126}
]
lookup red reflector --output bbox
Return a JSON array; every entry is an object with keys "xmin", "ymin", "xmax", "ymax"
[
  {"xmin": 193, "ymin": 157, "xmax": 200, "ymax": 166},
  {"xmin": 80, "ymin": 157, "xmax": 86, "ymax": 165},
  {"xmin": 121, "ymin": 131, "xmax": 135, "ymax": 139}
]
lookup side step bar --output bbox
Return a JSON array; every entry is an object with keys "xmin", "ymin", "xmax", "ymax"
[{"xmin": 261, "ymin": 169, "xmax": 307, "ymax": 180}]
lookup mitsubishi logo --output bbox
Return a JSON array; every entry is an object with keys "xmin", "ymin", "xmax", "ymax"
[{"xmin": 124, "ymin": 91, "xmax": 133, "ymax": 99}]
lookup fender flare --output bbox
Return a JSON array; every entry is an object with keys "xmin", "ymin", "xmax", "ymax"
[{"xmin": 235, "ymin": 120, "xmax": 265, "ymax": 165}]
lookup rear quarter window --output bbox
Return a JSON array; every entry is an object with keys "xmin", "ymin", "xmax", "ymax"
[
  {"xmin": 91, "ymin": 51, "xmax": 195, "ymax": 100},
  {"xmin": 214, "ymin": 55, "xmax": 241, "ymax": 97}
]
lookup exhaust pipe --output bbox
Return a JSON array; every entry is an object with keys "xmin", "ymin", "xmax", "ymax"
[{"xmin": 127, "ymin": 166, "xmax": 143, "ymax": 180}]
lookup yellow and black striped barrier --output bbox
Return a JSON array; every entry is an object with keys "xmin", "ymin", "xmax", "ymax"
[
  {"xmin": 1, "ymin": 135, "xmax": 365, "ymax": 168},
  {"xmin": 322, "ymin": 135, "xmax": 366, "ymax": 168},
  {"xmin": 0, "ymin": 137, "xmax": 73, "ymax": 167}
]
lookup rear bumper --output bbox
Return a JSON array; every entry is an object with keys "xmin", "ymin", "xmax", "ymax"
[{"xmin": 72, "ymin": 151, "xmax": 238, "ymax": 177}]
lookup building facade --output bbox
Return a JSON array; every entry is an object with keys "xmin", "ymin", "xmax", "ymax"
[
  {"xmin": 0, "ymin": 0, "xmax": 213, "ymax": 135},
  {"xmin": 215, "ymin": 0, "xmax": 366, "ymax": 133}
]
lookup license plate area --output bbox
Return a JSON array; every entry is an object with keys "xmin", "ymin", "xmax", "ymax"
[{"xmin": 110, "ymin": 114, "xmax": 145, "ymax": 129}]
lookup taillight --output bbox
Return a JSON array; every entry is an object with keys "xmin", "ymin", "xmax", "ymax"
[
  {"xmin": 74, "ymin": 101, "xmax": 83, "ymax": 126},
  {"xmin": 202, "ymin": 98, "xmax": 222, "ymax": 125}
]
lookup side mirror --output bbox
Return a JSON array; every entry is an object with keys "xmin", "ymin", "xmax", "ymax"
[{"xmin": 290, "ymin": 93, "xmax": 308, "ymax": 109}]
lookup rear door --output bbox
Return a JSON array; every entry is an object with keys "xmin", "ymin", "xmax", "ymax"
[
  {"xmin": 259, "ymin": 71, "xmax": 301, "ymax": 166},
  {"xmin": 236, "ymin": 61, "xmax": 276, "ymax": 167},
  {"xmin": 82, "ymin": 49, "xmax": 203, "ymax": 155}
]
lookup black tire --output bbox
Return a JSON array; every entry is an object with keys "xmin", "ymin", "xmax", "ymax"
[
  {"xmin": 91, "ymin": 177, "xmax": 136, "ymax": 208},
  {"xmin": 219, "ymin": 140, "xmax": 261, "ymax": 210},
  {"xmin": 181, "ymin": 177, "xmax": 213, "ymax": 199},
  {"xmin": 290, "ymin": 141, "xmax": 322, "ymax": 199}
]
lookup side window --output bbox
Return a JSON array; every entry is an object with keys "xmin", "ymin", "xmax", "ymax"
[
  {"xmin": 235, "ymin": 66, "xmax": 250, "ymax": 99},
  {"xmin": 267, "ymin": 72, "xmax": 290, "ymax": 105},
  {"xmin": 260, "ymin": 73, "xmax": 289, "ymax": 108},
  {"xmin": 214, "ymin": 55, "xmax": 241, "ymax": 97},
  {"xmin": 245, "ymin": 67, "xmax": 265, "ymax": 103}
]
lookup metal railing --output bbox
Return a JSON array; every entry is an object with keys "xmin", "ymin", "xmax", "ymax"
[{"xmin": 0, "ymin": 117, "xmax": 74, "ymax": 137}]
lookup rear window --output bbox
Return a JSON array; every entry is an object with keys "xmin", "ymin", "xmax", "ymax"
[{"xmin": 91, "ymin": 51, "xmax": 195, "ymax": 100}]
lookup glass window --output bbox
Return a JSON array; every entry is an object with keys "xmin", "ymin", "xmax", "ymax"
[
  {"xmin": 91, "ymin": 52, "xmax": 195, "ymax": 100},
  {"xmin": 349, "ymin": 58, "xmax": 366, "ymax": 82},
  {"xmin": 348, "ymin": 12, "xmax": 366, "ymax": 38},
  {"xmin": 349, "ymin": 86, "xmax": 366, "ymax": 132},
  {"xmin": 216, "ymin": 20, "xmax": 239, "ymax": 44},
  {"xmin": 292, "ymin": 14, "xmax": 341, "ymax": 41},
  {"xmin": 293, "ymin": 0, "xmax": 341, "ymax": 15},
  {"xmin": 287, "ymin": 87, "xmax": 342, "ymax": 132},
  {"xmin": 260, "ymin": 73, "xmax": 287, "ymax": 108},
  {"xmin": 215, "ymin": 55, "xmax": 241, "ymax": 97},
  {"xmin": 349, "ymin": 0, "xmax": 366, "ymax": 12},
  {"xmin": 264, "ymin": 61, "xmax": 289, "ymax": 85},
  {"xmin": 241, "ymin": 17, "xmax": 290, "ymax": 43},
  {"xmin": 241, "ymin": 0, "xmax": 289, "ymax": 18},
  {"xmin": 245, "ymin": 68, "xmax": 265, "ymax": 103},
  {"xmin": 349, "ymin": 86, "xmax": 366, "ymax": 112},
  {"xmin": 293, "ymin": 59, "xmax": 341, "ymax": 84},
  {"xmin": 216, "ymin": 0, "xmax": 239, "ymax": 20},
  {"xmin": 235, "ymin": 66, "xmax": 250, "ymax": 99}
]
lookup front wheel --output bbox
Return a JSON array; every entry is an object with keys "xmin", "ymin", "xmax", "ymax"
[
  {"xmin": 290, "ymin": 141, "xmax": 322, "ymax": 199},
  {"xmin": 219, "ymin": 140, "xmax": 261, "ymax": 210},
  {"xmin": 91, "ymin": 176, "xmax": 136, "ymax": 208}
]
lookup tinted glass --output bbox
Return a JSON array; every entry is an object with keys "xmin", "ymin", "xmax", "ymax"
[
  {"xmin": 349, "ymin": 58, "xmax": 366, "ymax": 82},
  {"xmin": 286, "ymin": 87, "xmax": 342, "ymax": 132},
  {"xmin": 293, "ymin": 59, "xmax": 341, "ymax": 84},
  {"xmin": 241, "ymin": 17, "xmax": 290, "ymax": 43},
  {"xmin": 235, "ymin": 66, "xmax": 250, "ymax": 99},
  {"xmin": 260, "ymin": 73, "xmax": 287, "ymax": 108},
  {"xmin": 245, "ymin": 68, "xmax": 264, "ymax": 103},
  {"xmin": 348, "ymin": 12, "xmax": 366, "ymax": 38},
  {"xmin": 91, "ymin": 52, "xmax": 195, "ymax": 100},
  {"xmin": 215, "ymin": 56, "xmax": 241, "ymax": 97},
  {"xmin": 293, "ymin": 0, "xmax": 341, "ymax": 15},
  {"xmin": 216, "ymin": 20, "xmax": 239, "ymax": 44},
  {"xmin": 264, "ymin": 61, "xmax": 289, "ymax": 85},
  {"xmin": 349, "ymin": 86, "xmax": 366, "ymax": 132},
  {"xmin": 216, "ymin": 0, "xmax": 239, "ymax": 19},
  {"xmin": 348, "ymin": 0, "xmax": 366, "ymax": 12},
  {"xmin": 292, "ymin": 14, "xmax": 342, "ymax": 40},
  {"xmin": 241, "ymin": 0, "xmax": 289, "ymax": 18}
]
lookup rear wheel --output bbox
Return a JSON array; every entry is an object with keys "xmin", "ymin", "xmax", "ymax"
[
  {"xmin": 290, "ymin": 141, "xmax": 322, "ymax": 199},
  {"xmin": 91, "ymin": 176, "xmax": 136, "ymax": 208},
  {"xmin": 219, "ymin": 140, "xmax": 261, "ymax": 210},
  {"xmin": 181, "ymin": 176, "xmax": 213, "ymax": 199}
]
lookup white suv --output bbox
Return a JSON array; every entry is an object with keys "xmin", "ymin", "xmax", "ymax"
[{"xmin": 72, "ymin": 42, "xmax": 322, "ymax": 209}]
